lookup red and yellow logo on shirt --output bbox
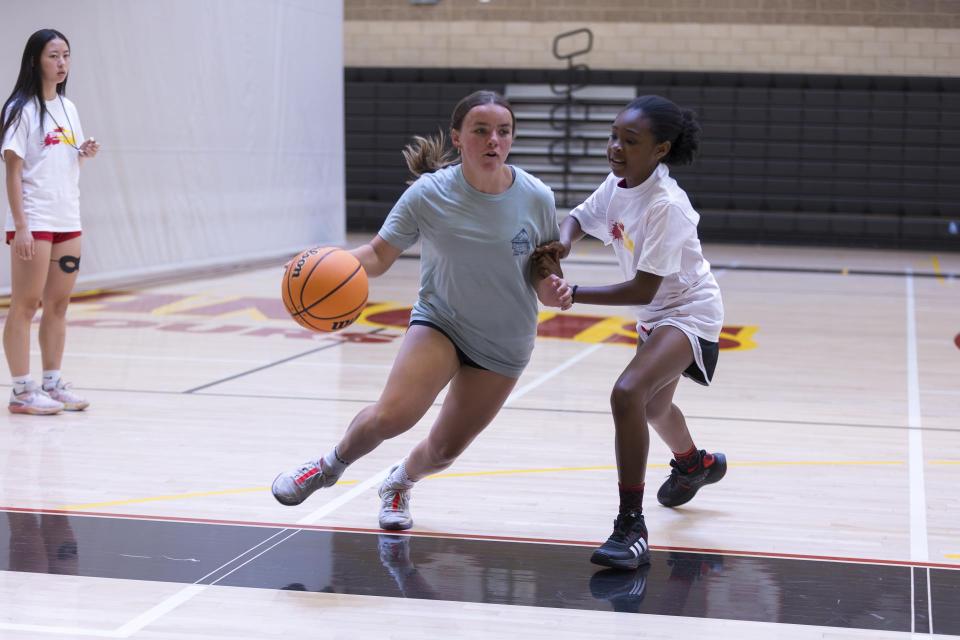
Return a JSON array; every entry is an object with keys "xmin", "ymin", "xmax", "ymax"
[
  {"xmin": 44, "ymin": 126, "xmax": 76, "ymax": 148},
  {"xmin": 610, "ymin": 221, "xmax": 635, "ymax": 252}
]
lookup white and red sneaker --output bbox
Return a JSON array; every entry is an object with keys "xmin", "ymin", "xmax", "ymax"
[
  {"xmin": 9, "ymin": 382, "xmax": 64, "ymax": 415},
  {"xmin": 271, "ymin": 459, "xmax": 340, "ymax": 506},
  {"xmin": 44, "ymin": 380, "xmax": 89, "ymax": 411}
]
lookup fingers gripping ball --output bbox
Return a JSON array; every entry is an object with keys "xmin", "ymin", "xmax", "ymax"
[{"xmin": 282, "ymin": 247, "xmax": 369, "ymax": 332}]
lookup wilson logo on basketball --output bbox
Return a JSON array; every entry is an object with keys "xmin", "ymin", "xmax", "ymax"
[{"xmin": 290, "ymin": 247, "xmax": 323, "ymax": 278}]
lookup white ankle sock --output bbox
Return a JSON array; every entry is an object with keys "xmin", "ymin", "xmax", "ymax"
[
  {"xmin": 322, "ymin": 446, "xmax": 350, "ymax": 476},
  {"xmin": 42, "ymin": 370, "xmax": 62, "ymax": 391},
  {"xmin": 12, "ymin": 375, "xmax": 32, "ymax": 395},
  {"xmin": 388, "ymin": 460, "xmax": 415, "ymax": 489}
]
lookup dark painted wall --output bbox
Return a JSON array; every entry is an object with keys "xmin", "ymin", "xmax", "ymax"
[{"xmin": 344, "ymin": 67, "xmax": 960, "ymax": 249}]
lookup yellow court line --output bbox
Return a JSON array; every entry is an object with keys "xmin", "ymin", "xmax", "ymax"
[
  {"xmin": 932, "ymin": 255, "xmax": 944, "ymax": 284},
  {"xmin": 946, "ymin": 554, "xmax": 960, "ymax": 559},
  {"xmin": 58, "ymin": 458, "xmax": 957, "ymax": 511}
]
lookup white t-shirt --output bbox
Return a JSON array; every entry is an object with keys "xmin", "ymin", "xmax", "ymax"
[
  {"xmin": 2, "ymin": 95, "xmax": 84, "ymax": 232},
  {"xmin": 570, "ymin": 164, "xmax": 723, "ymax": 342}
]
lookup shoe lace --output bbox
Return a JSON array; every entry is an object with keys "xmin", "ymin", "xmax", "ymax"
[
  {"xmin": 666, "ymin": 459, "xmax": 694, "ymax": 483},
  {"xmin": 610, "ymin": 511, "xmax": 641, "ymax": 542}
]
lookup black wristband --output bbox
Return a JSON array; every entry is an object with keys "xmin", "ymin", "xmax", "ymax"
[{"xmin": 571, "ymin": 284, "xmax": 578, "ymax": 303}]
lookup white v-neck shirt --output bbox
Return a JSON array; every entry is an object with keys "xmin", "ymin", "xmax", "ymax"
[{"xmin": 570, "ymin": 164, "xmax": 723, "ymax": 342}]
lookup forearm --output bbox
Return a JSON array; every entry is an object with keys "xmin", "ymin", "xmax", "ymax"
[
  {"xmin": 572, "ymin": 272, "xmax": 663, "ymax": 307},
  {"xmin": 350, "ymin": 243, "xmax": 383, "ymax": 277},
  {"xmin": 5, "ymin": 168, "xmax": 26, "ymax": 230},
  {"xmin": 560, "ymin": 215, "xmax": 585, "ymax": 247},
  {"xmin": 349, "ymin": 235, "xmax": 401, "ymax": 278}
]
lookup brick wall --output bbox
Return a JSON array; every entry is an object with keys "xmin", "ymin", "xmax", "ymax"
[{"xmin": 344, "ymin": 0, "xmax": 960, "ymax": 76}]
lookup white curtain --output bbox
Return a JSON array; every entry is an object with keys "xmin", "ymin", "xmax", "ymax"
[{"xmin": 0, "ymin": 0, "xmax": 344, "ymax": 293}]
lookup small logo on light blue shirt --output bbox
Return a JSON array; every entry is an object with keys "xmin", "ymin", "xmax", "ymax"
[{"xmin": 511, "ymin": 228, "xmax": 531, "ymax": 256}]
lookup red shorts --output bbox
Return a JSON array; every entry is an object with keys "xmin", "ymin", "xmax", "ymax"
[{"xmin": 5, "ymin": 230, "xmax": 82, "ymax": 245}]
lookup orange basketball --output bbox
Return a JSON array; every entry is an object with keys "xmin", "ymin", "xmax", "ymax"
[{"xmin": 281, "ymin": 247, "xmax": 368, "ymax": 333}]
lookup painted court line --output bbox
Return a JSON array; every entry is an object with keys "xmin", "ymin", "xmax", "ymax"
[
  {"xmin": 0, "ymin": 623, "xmax": 121, "ymax": 638},
  {"xmin": 905, "ymin": 272, "xmax": 929, "ymax": 564},
  {"xmin": 506, "ymin": 343, "xmax": 605, "ymax": 404}
]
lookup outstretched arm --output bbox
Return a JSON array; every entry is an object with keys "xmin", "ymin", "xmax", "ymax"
[
  {"xmin": 350, "ymin": 235, "xmax": 403, "ymax": 278},
  {"xmin": 571, "ymin": 270, "xmax": 663, "ymax": 307}
]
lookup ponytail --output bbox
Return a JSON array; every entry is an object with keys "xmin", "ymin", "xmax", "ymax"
[
  {"xmin": 664, "ymin": 108, "xmax": 701, "ymax": 166},
  {"xmin": 401, "ymin": 130, "xmax": 457, "ymax": 184}
]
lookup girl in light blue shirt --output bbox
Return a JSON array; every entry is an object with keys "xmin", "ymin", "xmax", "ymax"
[{"xmin": 272, "ymin": 91, "xmax": 571, "ymax": 531}]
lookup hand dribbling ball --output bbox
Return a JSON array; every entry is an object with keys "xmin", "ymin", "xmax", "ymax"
[{"xmin": 281, "ymin": 247, "xmax": 368, "ymax": 332}]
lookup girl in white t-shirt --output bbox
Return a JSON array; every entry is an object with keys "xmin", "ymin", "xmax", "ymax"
[
  {"xmin": 542, "ymin": 95, "xmax": 726, "ymax": 570},
  {"xmin": 1, "ymin": 29, "xmax": 100, "ymax": 415}
]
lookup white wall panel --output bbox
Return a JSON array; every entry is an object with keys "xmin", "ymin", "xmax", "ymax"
[{"xmin": 0, "ymin": 0, "xmax": 344, "ymax": 292}]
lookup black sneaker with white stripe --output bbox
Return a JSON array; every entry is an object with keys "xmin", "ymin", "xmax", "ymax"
[
  {"xmin": 590, "ymin": 510, "xmax": 650, "ymax": 570},
  {"xmin": 590, "ymin": 566, "xmax": 650, "ymax": 613}
]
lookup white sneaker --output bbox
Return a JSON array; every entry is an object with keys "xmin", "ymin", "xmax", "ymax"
[
  {"xmin": 271, "ymin": 459, "xmax": 340, "ymax": 506},
  {"xmin": 44, "ymin": 380, "xmax": 89, "ymax": 411},
  {"xmin": 378, "ymin": 466, "xmax": 413, "ymax": 531},
  {"xmin": 9, "ymin": 382, "xmax": 64, "ymax": 415}
]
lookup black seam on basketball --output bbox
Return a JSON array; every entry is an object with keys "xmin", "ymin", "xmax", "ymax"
[
  {"xmin": 296, "ymin": 263, "xmax": 364, "ymax": 317},
  {"xmin": 296, "ymin": 248, "xmax": 340, "ymax": 314},
  {"xmin": 300, "ymin": 292, "xmax": 368, "ymax": 321}
]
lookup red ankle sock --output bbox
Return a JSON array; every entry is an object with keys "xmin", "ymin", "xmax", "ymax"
[
  {"xmin": 618, "ymin": 482, "xmax": 645, "ymax": 513},
  {"xmin": 673, "ymin": 446, "xmax": 702, "ymax": 472}
]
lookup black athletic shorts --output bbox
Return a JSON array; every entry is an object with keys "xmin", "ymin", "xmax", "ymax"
[
  {"xmin": 683, "ymin": 336, "xmax": 719, "ymax": 386},
  {"xmin": 408, "ymin": 320, "xmax": 488, "ymax": 371}
]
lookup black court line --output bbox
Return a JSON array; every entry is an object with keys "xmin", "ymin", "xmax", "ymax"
[
  {"xmin": 396, "ymin": 251, "xmax": 959, "ymax": 280},
  {"xmin": 4, "ymin": 382, "xmax": 957, "ymax": 434},
  {"xmin": 1, "ymin": 509, "xmax": 958, "ymax": 634},
  {"xmin": 710, "ymin": 263, "xmax": 956, "ymax": 279},
  {"xmin": 182, "ymin": 328, "xmax": 385, "ymax": 393}
]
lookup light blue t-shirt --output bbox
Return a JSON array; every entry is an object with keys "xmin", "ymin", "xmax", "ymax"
[{"xmin": 378, "ymin": 164, "xmax": 558, "ymax": 378}]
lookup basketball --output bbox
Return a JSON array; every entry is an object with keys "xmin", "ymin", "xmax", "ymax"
[{"xmin": 281, "ymin": 247, "xmax": 368, "ymax": 332}]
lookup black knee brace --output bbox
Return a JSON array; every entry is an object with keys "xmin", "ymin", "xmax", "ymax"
[{"xmin": 54, "ymin": 255, "xmax": 80, "ymax": 273}]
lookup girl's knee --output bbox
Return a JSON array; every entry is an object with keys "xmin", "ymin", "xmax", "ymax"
[
  {"xmin": 423, "ymin": 438, "xmax": 464, "ymax": 468},
  {"xmin": 9, "ymin": 297, "xmax": 42, "ymax": 319},
  {"xmin": 610, "ymin": 378, "xmax": 653, "ymax": 414},
  {"xmin": 41, "ymin": 297, "xmax": 71, "ymax": 319},
  {"xmin": 363, "ymin": 405, "xmax": 416, "ymax": 440}
]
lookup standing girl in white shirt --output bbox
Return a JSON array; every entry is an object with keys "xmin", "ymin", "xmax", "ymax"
[
  {"xmin": 1, "ymin": 29, "xmax": 100, "ymax": 415},
  {"xmin": 543, "ymin": 95, "xmax": 726, "ymax": 569}
]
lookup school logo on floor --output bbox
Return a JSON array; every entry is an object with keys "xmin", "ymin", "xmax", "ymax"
[{"xmin": 53, "ymin": 292, "xmax": 759, "ymax": 351}]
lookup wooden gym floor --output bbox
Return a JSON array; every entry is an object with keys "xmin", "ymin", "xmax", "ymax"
[{"xmin": 0, "ymin": 237, "xmax": 958, "ymax": 639}]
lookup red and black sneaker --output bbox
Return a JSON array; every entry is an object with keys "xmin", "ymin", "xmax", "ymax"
[
  {"xmin": 590, "ymin": 510, "xmax": 650, "ymax": 570},
  {"xmin": 656, "ymin": 450, "xmax": 727, "ymax": 508}
]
